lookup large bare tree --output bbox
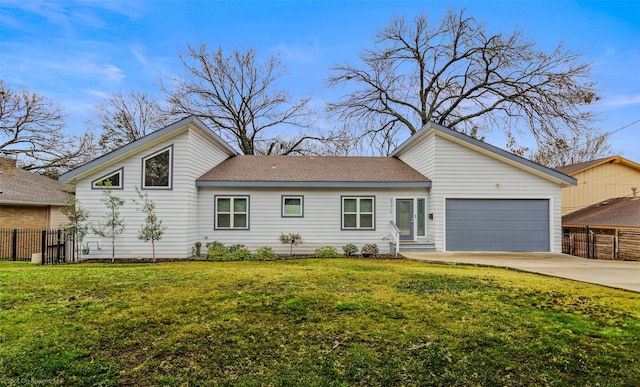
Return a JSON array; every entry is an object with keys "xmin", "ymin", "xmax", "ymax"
[
  {"xmin": 0, "ymin": 80, "xmax": 95, "ymax": 176},
  {"xmin": 327, "ymin": 9, "xmax": 606, "ymax": 160},
  {"xmin": 89, "ymin": 90, "xmax": 172, "ymax": 152},
  {"xmin": 164, "ymin": 44, "xmax": 329, "ymax": 155}
]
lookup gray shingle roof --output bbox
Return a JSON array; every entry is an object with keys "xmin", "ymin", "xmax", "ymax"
[
  {"xmin": 0, "ymin": 168, "xmax": 72, "ymax": 206},
  {"xmin": 197, "ymin": 155, "xmax": 430, "ymax": 186},
  {"xmin": 563, "ymin": 197, "xmax": 640, "ymax": 228}
]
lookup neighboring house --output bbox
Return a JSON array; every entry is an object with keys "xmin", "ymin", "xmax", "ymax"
[
  {"xmin": 555, "ymin": 156, "xmax": 640, "ymax": 215},
  {"xmin": 562, "ymin": 192, "xmax": 640, "ymax": 260},
  {"xmin": 0, "ymin": 156, "xmax": 71, "ymax": 229},
  {"xmin": 59, "ymin": 116, "xmax": 576, "ymax": 259}
]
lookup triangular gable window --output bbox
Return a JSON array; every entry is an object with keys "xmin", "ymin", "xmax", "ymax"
[{"xmin": 92, "ymin": 168, "xmax": 124, "ymax": 189}]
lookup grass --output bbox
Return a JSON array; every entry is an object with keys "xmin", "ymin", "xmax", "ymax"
[{"xmin": 1, "ymin": 259, "xmax": 639, "ymax": 386}]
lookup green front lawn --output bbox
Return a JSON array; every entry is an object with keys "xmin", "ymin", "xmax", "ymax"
[{"xmin": 1, "ymin": 259, "xmax": 639, "ymax": 386}]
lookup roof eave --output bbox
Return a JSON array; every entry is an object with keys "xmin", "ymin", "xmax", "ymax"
[
  {"xmin": 392, "ymin": 122, "xmax": 577, "ymax": 187},
  {"xmin": 59, "ymin": 116, "xmax": 236, "ymax": 182},
  {"xmin": 196, "ymin": 181, "xmax": 432, "ymax": 188},
  {"xmin": 567, "ymin": 156, "xmax": 640, "ymax": 176}
]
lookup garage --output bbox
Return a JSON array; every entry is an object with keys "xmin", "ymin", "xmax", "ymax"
[{"xmin": 446, "ymin": 199, "xmax": 550, "ymax": 251}]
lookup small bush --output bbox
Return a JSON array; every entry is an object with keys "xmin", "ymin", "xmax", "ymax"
[
  {"xmin": 230, "ymin": 247, "xmax": 253, "ymax": 261},
  {"xmin": 343, "ymin": 244, "xmax": 358, "ymax": 256},
  {"xmin": 228, "ymin": 244, "xmax": 246, "ymax": 253},
  {"xmin": 314, "ymin": 246, "xmax": 341, "ymax": 258},
  {"xmin": 254, "ymin": 246, "xmax": 278, "ymax": 261},
  {"xmin": 207, "ymin": 244, "xmax": 230, "ymax": 261},
  {"xmin": 206, "ymin": 241, "xmax": 225, "ymax": 249},
  {"xmin": 361, "ymin": 243, "xmax": 379, "ymax": 256}
]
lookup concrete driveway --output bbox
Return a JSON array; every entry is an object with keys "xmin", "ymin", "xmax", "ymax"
[{"xmin": 400, "ymin": 252, "xmax": 640, "ymax": 293}]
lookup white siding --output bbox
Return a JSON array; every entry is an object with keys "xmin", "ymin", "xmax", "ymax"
[
  {"xmin": 76, "ymin": 127, "xmax": 231, "ymax": 259},
  {"xmin": 49, "ymin": 206, "xmax": 68, "ymax": 228},
  {"xmin": 399, "ymin": 133, "xmax": 563, "ymax": 252},
  {"xmin": 196, "ymin": 187, "xmax": 429, "ymax": 254},
  {"xmin": 396, "ymin": 133, "xmax": 437, "ymax": 242}
]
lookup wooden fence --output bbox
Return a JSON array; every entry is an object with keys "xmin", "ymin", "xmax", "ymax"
[
  {"xmin": 562, "ymin": 226, "xmax": 640, "ymax": 261},
  {"xmin": 0, "ymin": 228, "xmax": 74, "ymax": 264}
]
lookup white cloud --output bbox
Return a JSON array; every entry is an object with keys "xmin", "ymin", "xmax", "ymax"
[
  {"xmin": 44, "ymin": 57, "xmax": 125, "ymax": 82},
  {"xmin": 272, "ymin": 39, "xmax": 322, "ymax": 64},
  {"xmin": 599, "ymin": 94, "xmax": 640, "ymax": 108}
]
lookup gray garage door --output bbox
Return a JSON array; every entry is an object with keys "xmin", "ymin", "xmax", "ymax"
[{"xmin": 446, "ymin": 199, "xmax": 550, "ymax": 251}]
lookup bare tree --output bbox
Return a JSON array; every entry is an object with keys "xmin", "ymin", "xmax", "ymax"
[
  {"xmin": 164, "ymin": 44, "xmax": 327, "ymax": 155},
  {"xmin": 0, "ymin": 80, "xmax": 95, "ymax": 176},
  {"xmin": 327, "ymin": 9, "xmax": 606, "ymax": 160},
  {"xmin": 92, "ymin": 182, "xmax": 126, "ymax": 262},
  {"xmin": 530, "ymin": 130, "xmax": 612, "ymax": 168},
  {"xmin": 88, "ymin": 90, "xmax": 171, "ymax": 152}
]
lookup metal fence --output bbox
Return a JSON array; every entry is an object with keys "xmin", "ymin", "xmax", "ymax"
[
  {"xmin": 0, "ymin": 228, "xmax": 74, "ymax": 264},
  {"xmin": 562, "ymin": 226, "xmax": 596, "ymax": 259}
]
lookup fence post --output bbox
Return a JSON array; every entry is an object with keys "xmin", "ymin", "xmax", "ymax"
[
  {"xmin": 11, "ymin": 229, "xmax": 18, "ymax": 261},
  {"xmin": 41, "ymin": 230, "xmax": 47, "ymax": 265},
  {"xmin": 57, "ymin": 229, "xmax": 62, "ymax": 263}
]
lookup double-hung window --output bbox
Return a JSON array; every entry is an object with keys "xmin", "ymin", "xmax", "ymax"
[
  {"xmin": 342, "ymin": 196, "xmax": 375, "ymax": 230},
  {"xmin": 215, "ymin": 196, "xmax": 249, "ymax": 230}
]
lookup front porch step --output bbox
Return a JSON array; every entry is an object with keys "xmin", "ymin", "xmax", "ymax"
[{"xmin": 390, "ymin": 241, "xmax": 436, "ymax": 254}]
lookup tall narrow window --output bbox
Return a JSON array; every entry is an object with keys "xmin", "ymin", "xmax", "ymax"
[
  {"xmin": 215, "ymin": 196, "xmax": 249, "ymax": 230},
  {"xmin": 142, "ymin": 145, "xmax": 172, "ymax": 189},
  {"xmin": 282, "ymin": 195, "xmax": 303, "ymax": 217},
  {"xmin": 417, "ymin": 198, "xmax": 426, "ymax": 237},
  {"xmin": 92, "ymin": 168, "xmax": 124, "ymax": 189},
  {"xmin": 342, "ymin": 196, "xmax": 375, "ymax": 230}
]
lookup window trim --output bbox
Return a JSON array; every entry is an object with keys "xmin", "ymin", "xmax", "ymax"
[
  {"xmin": 214, "ymin": 195, "xmax": 250, "ymax": 230},
  {"xmin": 91, "ymin": 167, "xmax": 124, "ymax": 190},
  {"xmin": 141, "ymin": 145, "xmax": 173, "ymax": 190},
  {"xmin": 341, "ymin": 196, "xmax": 376, "ymax": 231},
  {"xmin": 281, "ymin": 195, "xmax": 304, "ymax": 218}
]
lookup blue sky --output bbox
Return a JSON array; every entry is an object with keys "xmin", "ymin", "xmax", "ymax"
[{"xmin": 1, "ymin": 0, "xmax": 639, "ymax": 162}]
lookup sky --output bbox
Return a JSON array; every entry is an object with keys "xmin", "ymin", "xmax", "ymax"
[{"xmin": 1, "ymin": 0, "xmax": 639, "ymax": 163}]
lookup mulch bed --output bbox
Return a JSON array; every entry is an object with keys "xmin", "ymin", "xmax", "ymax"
[{"xmin": 77, "ymin": 254, "xmax": 400, "ymax": 264}]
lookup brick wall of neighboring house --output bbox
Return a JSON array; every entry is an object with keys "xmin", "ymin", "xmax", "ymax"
[
  {"xmin": 0, "ymin": 205, "xmax": 49, "ymax": 229},
  {"xmin": 0, "ymin": 157, "xmax": 17, "ymax": 176}
]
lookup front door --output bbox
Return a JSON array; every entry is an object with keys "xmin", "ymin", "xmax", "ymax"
[{"xmin": 396, "ymin": 199, "xmax": 414, "ymax": 241}]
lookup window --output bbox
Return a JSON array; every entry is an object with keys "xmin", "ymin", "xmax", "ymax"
[
  {"xmin": 417, "ymin": 198, "xmax": 426, "ymax": 237},
  {"xmin": 142, "ymin": 145, "xmax": 172, "ymax": 189},
  {"xmin": 215, "ymin": 196, "xmax": 249, "ymax": 230},
  {"xmin": 92, "ymin": 168, "xmax": 123, "ymax": 189},
  {"xmin": 282, "ymin": 195, "xmax": 303, "ymax": 217},
  {"xmin": 342, "ymin": 196, "xmax": 375, "ymax": 230}
]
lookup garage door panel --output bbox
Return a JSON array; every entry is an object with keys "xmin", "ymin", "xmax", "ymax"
[{"xmin": 446, "ymin": 199, "xmax": 549, "ymax": 251}]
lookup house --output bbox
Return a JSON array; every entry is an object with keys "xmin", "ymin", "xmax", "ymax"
[
  {"xmin": 58, "ymin": 116, "xmax": 576, "ymax": 259},
  {"xmin": 0, "ymin": 156, "xmax": 71, "ymax": 229},
  {"xmin": 555, "ymin": 156, "xmax": 640, "ymax": 215},
  {"xmin": 562, "ymin": 191, "xmax": 640, "ymax": 260}
]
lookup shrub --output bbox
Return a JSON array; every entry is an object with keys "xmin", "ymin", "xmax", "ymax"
[
  {"xmin": 228, "ymin": 244, "xmax": 246, "ymax": 253},
  {"xmin": 254, "ymin": 246, "xmax": 278, "ymax": 261},
  {"xmin": 207, "ymin": 244, "xmax": 230, "ymax": 261},
  {"xmin": 230, "ymin": 247, "xmax": 253, "ymax": 261},
  {"xmin": 194, "ymin": 241, "xmax": 202, "ymax": 257},
  {"xmin": 206, "ymin": 241, "xmax": 225, "ymax": 249},
  {"xmin": 343, "ymin": 243, "xmax": 358, "ymax": 256},
  {"xmin": 314, "ymin": 246, "xmax": 341, "ymax": 258},
  {"xmin": 361, "ymin": 243, "xmax": 379, "ymax": 256}
]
